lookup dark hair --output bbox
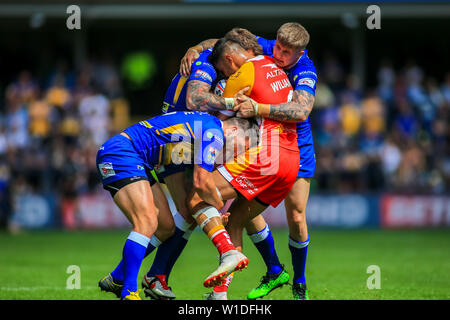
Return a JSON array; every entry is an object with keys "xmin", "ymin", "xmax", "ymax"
[{"xmin": 209, "ymin": 37, "xmax": 229, "ymax": 69}]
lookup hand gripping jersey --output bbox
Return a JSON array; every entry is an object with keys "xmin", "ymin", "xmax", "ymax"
[
  {"xmin": 162, "ymin": 49, "xmax": 219, "ymax": 113},
  {"xmin": 256, "ymin": 36, "xmax": 317, "ymax": 178},
  {"xmin": 217, "ymin": 55, "xmax": 300, "ymax": 207},
  {"xmin": 97, "ymin": 111, "xmax": 224, "ymax": 188}
]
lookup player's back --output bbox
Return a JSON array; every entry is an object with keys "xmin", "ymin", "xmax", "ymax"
[{"xmin": 123, "ymin": 111, "xmax": 223, "ymax": 169}]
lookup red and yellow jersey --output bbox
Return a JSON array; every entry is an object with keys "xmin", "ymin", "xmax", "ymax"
[{"xmin": 223, "ymin": 55, "xmax": 298, "ymax": 152}]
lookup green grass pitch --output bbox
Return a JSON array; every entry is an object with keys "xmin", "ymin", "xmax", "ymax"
[{"xmin": 0, "ymin": 229, "xmax": 449, "ymax": 300}]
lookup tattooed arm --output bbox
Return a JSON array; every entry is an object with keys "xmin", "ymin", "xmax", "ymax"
[
  {"xmin": 186, "ymin": 80, "xmax": 228, "ymax": 111},
  {"xmin": 234, "ymin": 89, "xmax": 315, "ymax": 122}
]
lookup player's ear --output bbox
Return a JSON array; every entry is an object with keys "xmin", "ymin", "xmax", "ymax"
[
  {"xmin": 224, "ymin": 53, "xmax": 233, "ymax": 65},
  {"xmin": 224, "ymin": 125, "xmax": 239, "ymax": 137}
]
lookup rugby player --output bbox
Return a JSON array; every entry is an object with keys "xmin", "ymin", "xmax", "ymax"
[
  {"xmin": 184, "ymin": 23, "xmax": 316, "ymax": 300},
  {"xmin": 137, "ymin": 32, "xmax": 263, "ymax": 300},
  {"xmin": 96, "ymin": 111, "xmax": 254, "ymax": 299},
  {"xmin": 188, "ymin": 37, "xmax": 300, "ymax": 292}
]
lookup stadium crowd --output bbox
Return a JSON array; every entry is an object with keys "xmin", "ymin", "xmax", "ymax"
[{"xmin": 0, "ymin": 54, "xmax": 449, "ymax": 227}]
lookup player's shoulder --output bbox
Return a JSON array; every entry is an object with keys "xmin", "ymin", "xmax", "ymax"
[
  {"xmin": 190, "ymin": 49, "xmax": 217, "ymax": 83},
  {"xmin": 193, "ymin": 49, "xmax": 214, "ymax": 70},
  {"xmin": 291, "ymin": 50, "xmax": 317, "ymax": 74}
]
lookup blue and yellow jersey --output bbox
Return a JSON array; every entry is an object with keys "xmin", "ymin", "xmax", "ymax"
[
  {"xmin": 256, "ymin": 36, "xmax": 317, "ymax": 137},
  {"xmin": 123, "ymin": 111, "xmax": 224, "ymax": 172},
  {"xmin": 162, "ymin": 49, "xmax": 218, "ymax": 113}
]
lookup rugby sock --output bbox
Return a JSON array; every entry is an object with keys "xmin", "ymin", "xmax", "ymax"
[
  {"xmin": 165, "ymin": 227, "xmax": 193, "ymax": 282},
  {"xmin": 148, "ymin": 227, "xmax": 186, "ymax": 277},
  {"xmin": 121, "ymin": 231, "xmax": 150, "ymax": 299},
  {"xmin": 209, "ymin": 226, "xmax": 235, "ymax": 255},
  {"xmin": 110, "ymin": 235, "xmax": 160, "ymax": 284},
  {"xmin": 148, "ymin": 212, "xmax": 194, "ymax": 281},
  {"xmin": 249, "ymin": 224, "xmax": 282, "ymax": 275},
  {"xmin": 194, "ymin": 206, "xmax": 235, "ymax": 256},
  {"xmin": 288, "ymin": 235, "xmax": 310, "ymax": 284},
  {"xmin": 213, "ymin": 273, "xmax": 234, "ymax": 293}
]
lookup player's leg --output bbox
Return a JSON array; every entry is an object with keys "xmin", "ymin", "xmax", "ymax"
[
  {"xmin": 284, "ymin": 177, "xmax": 311, "ymax": 300},
  {"xmin": 102, "ymin": 181, "xmax": 174, "ymax": 297},
  {"xmin": 143, "ymin": 170, "xmax": 194, "ymax": 299},
  {"xmin": 112, "ymin": 180, "xmax": 159, "ymax": 300},
  {"xmin": 204, "ymin": 197, "xmax": 266, "ymax": 300},
  {"xmin": 246, "ymin": 215, "xmax": 283, "ymax": 275},
  {"xmin": 245, "ymin": 214, "xmax": 290, "ymax": 300},
  {"xmin": 187, "ymin": 169, "xmax": 249, "ymax": 288}
]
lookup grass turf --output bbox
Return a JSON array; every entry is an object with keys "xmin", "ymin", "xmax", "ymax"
[{"xmin": 0, "ymin": 229, "xmax": 449, "ymax": 300}]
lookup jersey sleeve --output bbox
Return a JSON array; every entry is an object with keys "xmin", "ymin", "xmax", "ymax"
[
  {"xmin": 194, "ymin": 122, "xmax": 224, "ymax": 172},
  {"xmin": 291, "ymin": 64, "xmax": 318, "ymax": 96},
  {"xmin": 222, "ymin": 62, "xmax": 255, "ymax": 98},
  {"xmin": 256, "ymin": 36, "xmax": 276, "ymax": 56},
  {"xmin": 188, "ymin": 51, "xmax": 217, "ymax": 86}
]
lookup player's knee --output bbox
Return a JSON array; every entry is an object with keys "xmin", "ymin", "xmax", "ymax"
[
  {"xmin": 289, "ymin": 211, "xmax": 306, "ymax": 226},
  {"xmin": 133, "ymin": 207, "xmax": 158, "ymax": 234}
]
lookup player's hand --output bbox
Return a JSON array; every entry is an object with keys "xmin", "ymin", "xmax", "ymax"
[
  {"xmin": 234, "ymin": 95, "xmax": 258, "ymax": 118},
  {"xmin": 180, "ymin": 48, "xmax": 200, "ymax": 77},
  {"xmin": 221, "ymin": 212, "xmax": 230, "ymax": 226}
]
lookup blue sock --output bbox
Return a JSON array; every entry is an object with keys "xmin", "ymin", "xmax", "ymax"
[
  {"xmin": 121, "ymin": 231, "xmax": 150, "ymax": 299},
  {"xmin": 148, "ymin": 227, "xmax": 189, "ymax": 281},
  {"xmin": 110, "ymin": 237, "xmax": 158, "ymax": 284},
  {"xmin": 249, "ymin": 225, "xmax": 282, "ymax": 275},
  {"xmin": 289, "ymin": 235, "xmax": 310, "ymax": 284}
]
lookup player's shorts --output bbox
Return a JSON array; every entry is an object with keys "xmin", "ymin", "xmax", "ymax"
[
  {"xmin": 154, "ymin": 163, "xmax": 189, "ymax": 183},
  {"xmin": 297, "ymin": 127, "xmax": 316, "ymax": 178},
  {"xmin": 96, "ymin": 134, "xmax": 156, "ymax": 197},
  {"xmin": 217, "ymin": 144, "xmax": 299, "ymax": 207}
]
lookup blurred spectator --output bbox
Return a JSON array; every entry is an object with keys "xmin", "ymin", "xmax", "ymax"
[
  {"xmin": 0, "ymin": 53, "xmax": 449, "ymax": 230},
  {"xmin": 78, "ymin": 82, "xmax": 110, "ymax": 147},
  {"xmin": 361, "ymin": 90, "xmax": 386, "ymax": 136},
  {"xmin": 338, "ymin": 92, "xmax": 361, "ymax": 137}
]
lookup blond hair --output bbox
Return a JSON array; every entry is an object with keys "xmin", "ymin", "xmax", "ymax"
[{"xmin": 277, "ymin": 22, "xmax": 310, "ymax": 51}]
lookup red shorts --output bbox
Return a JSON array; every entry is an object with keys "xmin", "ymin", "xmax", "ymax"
[{"xmin": 217, "ymin": 144, "xmax": 299, "ymax": 207}]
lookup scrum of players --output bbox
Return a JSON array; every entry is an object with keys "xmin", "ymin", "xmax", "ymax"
[{"xmin": 96, "ymin": 22, "xmax": 317, "ymax": 300}]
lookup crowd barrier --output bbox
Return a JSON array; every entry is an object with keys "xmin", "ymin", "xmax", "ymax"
[{"xmin": 9, "ymin": 192, "xmax": 450, "ymax": 229}]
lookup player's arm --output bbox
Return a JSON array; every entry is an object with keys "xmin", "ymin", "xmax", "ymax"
[
  {"xmin": 262, "ymin": 89, "xmax": 315, "ymax": 122},
  {"xmin": 192, "ymin": 164, "xmax": 224, "ymax": 210},
  {"xmin": 234, "ymin": 88, "xmax": 315, "ymax": 123},
  {"xmin": 186, "ymin": 80, "xmax": 229, "ymax": 112},
  {"xmin": 186, "ymin": 80, "xmax": 248, "ymax": 112},
  {"xmin": 180, "ymin": 39, "xmax": 219, "ymax": 77}
]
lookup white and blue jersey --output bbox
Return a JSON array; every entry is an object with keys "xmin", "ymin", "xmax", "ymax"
[
  {"xmin": 162, "ymin": 49, "xmax": 219, "ymax": 113},
  {"xmin": 257, "ymin": 36, "xmax": 317, "ymax": 178},
  {"xmin": 96, "ymin": 111, "xmax": 224, "ymax": 189}
]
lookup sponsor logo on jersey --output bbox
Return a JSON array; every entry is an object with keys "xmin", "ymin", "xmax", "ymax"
[
  {"xmin": 194, "ymin": 69, "xmax": 213, "ymax": 82},
  {"xmin": 206, "ymin": 146, "xmax": 217, "ymax": 163},
  {"xmin": 270, "ymin": 78, "xmax": 291, "ymax": 93},
  {"xmin": 298, "ymin": 78, "xmax": 316, "ymax": 89},
  {"xmin": 266, "ymin": 68, "xmax": 285, "ymax": 79},
  {"xmin": 98, "ymin": 162, "xmax": 115, "ymax": 179}
]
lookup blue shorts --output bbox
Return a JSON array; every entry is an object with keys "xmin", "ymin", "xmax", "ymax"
[
  {"xmin": 154, "ymin": 163, "xmax": 190, "ymax": 182},
  {"xmin": 297, "ymin": 131, "xmax": 316, "ymax": 178},
  {"xmin": 96, "ymin": 134, "xmax": 156, "ymax": 193}
]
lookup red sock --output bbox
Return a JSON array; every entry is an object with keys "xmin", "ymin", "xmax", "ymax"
[{"xmin": 210, "ymin": 228, "xmax": 235, "ymax": 256}]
